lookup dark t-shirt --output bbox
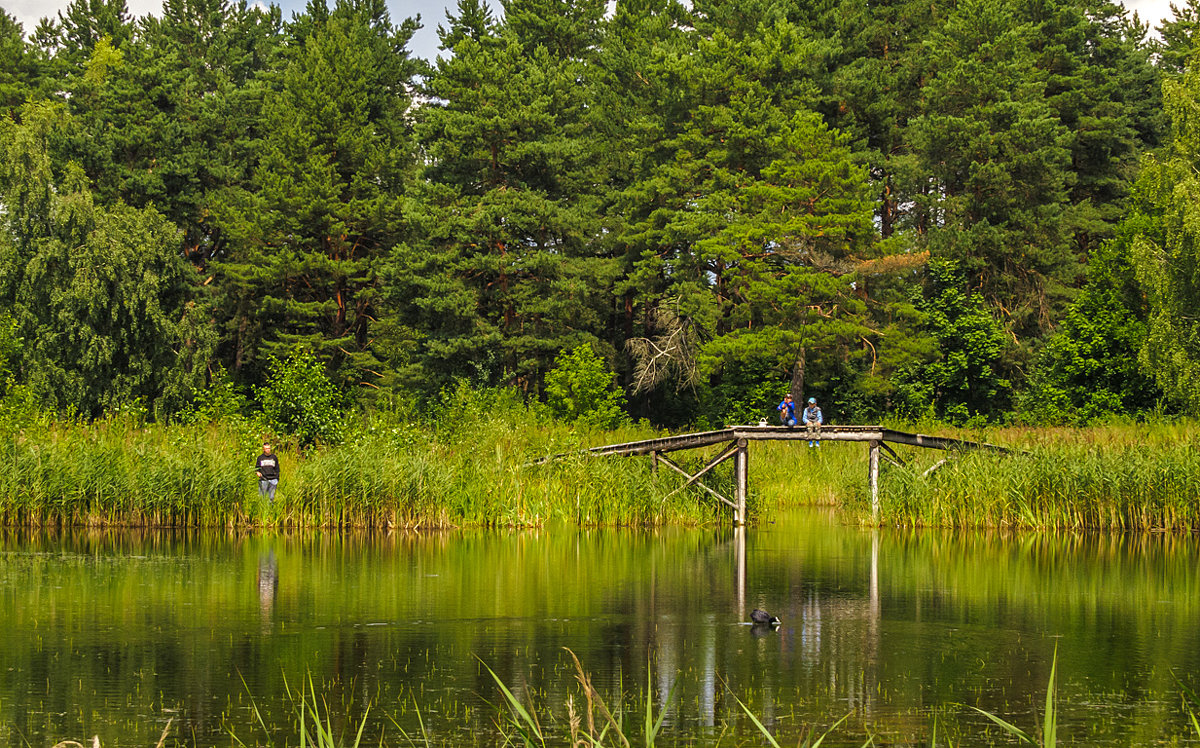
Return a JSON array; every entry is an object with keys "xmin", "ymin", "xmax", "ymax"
[{"xmin": 256, "ymin": 453, "xmax": 280, "ymax": 481}]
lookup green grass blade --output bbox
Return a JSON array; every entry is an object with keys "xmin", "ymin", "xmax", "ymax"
[
  {"xmin": 476, "ymin": 656, "xmax": 545, "ymax": 747},
  {"xmin": 1169, "ymin": 669, "xmax": 1200, "ymax": 738},
  {"xmin": 1043, "ymin": 648, "xmax": 1057, "ymax": 748},
  {"xmin": 726, "ymin": 688, "xmax": 782, "ymax": 748},
  {"xmin": 968, "ymin": 705, "xmax": 1034, "ymax": 744},
  {"xmin": 808, "ymin": 713, "xmax": 851, "ymax": 748},
  {"xmin": 236, "ymin": 670, "xmax": 271, "ymax": 740},
  {"xmin": 644, "ymin": 666, "xmax": 678, "ymax": 746},
  {"xmin": 352, "ymin": 703, "xmax": 371, "ymax": 748}
]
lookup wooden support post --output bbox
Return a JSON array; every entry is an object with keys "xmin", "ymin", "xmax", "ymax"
[
  {"xmin": 650, "ymin": 450, "xmax": 658, "ymax": 473},
  {"xmin": 734, "ymin": 438, "xmax": 748, "ymax": 525},
  {"xmin": 869, "ymin": 439, "xmax": 880, "ymax": 521}
]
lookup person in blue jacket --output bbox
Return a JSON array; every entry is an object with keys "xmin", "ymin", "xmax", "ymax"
[
  {"xmin": 802, "ymin": 397, "xmax": 823, "ymax": 447},
  {"xmin": 776, "ymin": 393, "xmax": 797, "ymax": 426}
]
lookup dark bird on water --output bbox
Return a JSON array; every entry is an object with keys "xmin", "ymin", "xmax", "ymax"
[{"xmin": 750, "ymin": 609, "xmax": 780, "ymax": 626}]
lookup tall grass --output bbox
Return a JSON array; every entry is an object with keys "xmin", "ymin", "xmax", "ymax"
[
  {"xmin": 10, "ymin": 396, "xmax": 1200, "ymax": 531},
  {"xmin": 0, "ymin": 388, "xmax": 719, "ymax": 529},
  {"xmin": 851, "ymin": 422, "xmax": 1200, "ymax": 530}
]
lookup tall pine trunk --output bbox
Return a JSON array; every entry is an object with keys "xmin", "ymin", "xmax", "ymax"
[{"xmin": 789, "ymin": 347, "xmax": 806, "ymax": 403}]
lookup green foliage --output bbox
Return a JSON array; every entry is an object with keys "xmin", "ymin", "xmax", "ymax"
[
  {"xmin": 257, "ymin": 349, "xmax": 345, "ymax": 446},
  {"xmin": 177, "ymin": 366, "xmax": 252, "ymax": 425},
  {"xmin": 544, "ymin": 344, "xmax": 627, "ymax": 428},
  {"xmin": 0, "ymin": 387, "xmax": 718, "ymax": 529},
  {"xmin": 1019, "ymin": 236, "xmax": 1159, "ymax": 424},
  {"xmin": 0, "ymin": 10, "xmax": 41, "ymax": 116},
  {"xmin": 214, "ymin": 0, "xmax": 422, "ymax": 390},
  {"xmin": 0, "ymin": 314, "xmax": 18, "ymax": 389},
  {"xmin": 0, "ymin": 102, "xmax": 205, "ymax": 419},
  {"xmin": 392, "ymin": 0, "xmax": 616, "ymax": 394},
  {"xmin": 897, "ymin": 261, "xmax": 1011, "ymax": 424},
  {"xmin": 0, "ymin": 0, "xmax": 1175, "ymax": 425},
  {"xmin": 867, "ymin": 426, "xmax": 1200, "ymax": 530},
  {"xmin": 1157, "ymin": 0, "xmax": 1200, "ymax": 76},
  {"xmin": 699, "ymin": 361, "xmax": 787, "ymax": 427},
  {"xmin": 1131, "ymin": 59, "xmax": 1200, "ymax": 413}
]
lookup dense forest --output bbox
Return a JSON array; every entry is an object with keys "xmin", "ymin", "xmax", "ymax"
[{"xmin": 3, "ymin": 0, "xmax": 1200, "ymax": 433}]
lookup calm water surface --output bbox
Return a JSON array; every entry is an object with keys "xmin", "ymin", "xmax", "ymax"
[{"xmin": 2, "ymin": 510, "xmax": 1199, "ymax": 746}]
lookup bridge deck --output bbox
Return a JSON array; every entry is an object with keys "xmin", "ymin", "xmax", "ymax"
[{"xmin": 572, "ymin": 424, "xmax": 1009, "ymax": 459}]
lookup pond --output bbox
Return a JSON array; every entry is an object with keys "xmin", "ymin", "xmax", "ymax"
[{"xmin": 2, "ymin": 510, "xmax": 1199, "ymax": 746}]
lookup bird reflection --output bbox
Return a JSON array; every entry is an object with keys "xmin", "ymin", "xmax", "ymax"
[{"xmin": 749, "ymin": 622, "xmax": 777, "ymax": 638}]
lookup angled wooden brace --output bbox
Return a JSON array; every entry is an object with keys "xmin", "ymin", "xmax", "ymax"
[{"xmin": 656, "ymin": 441, "xmax": 740, "ymax": 509}]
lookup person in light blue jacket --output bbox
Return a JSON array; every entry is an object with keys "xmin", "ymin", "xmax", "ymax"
[{"xmin": 802, "ymin": 397, "xmax": 823, "ymax": 447}]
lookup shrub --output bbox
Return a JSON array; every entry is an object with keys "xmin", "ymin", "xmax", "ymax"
[
  {"xmin": 545, "ymin": 344, "xmax": 627, "ymax": 429},
  {"xmin": 258, "ymin": 349, "xmax": 344, "ymax": 445}
]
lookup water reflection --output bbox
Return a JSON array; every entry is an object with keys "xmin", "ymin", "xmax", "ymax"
[
  {"xmin": 257, "ymin": 548, "xmax": 278, "ymax": 627},
  {"xmin": 1, "ymin": 518, "xmax": 1199, "ymax": 746}
]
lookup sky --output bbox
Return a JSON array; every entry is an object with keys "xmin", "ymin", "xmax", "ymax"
[
  {"xmin": 6, "ymin": 0, "xmax": 461, "ymax": 59},
  {"xmin": 3, "ymin": 0, "xmax": 1183, "ymax": 60}
]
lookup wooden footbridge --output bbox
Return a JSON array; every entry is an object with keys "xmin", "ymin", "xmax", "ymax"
[{"xmin": 534, "ymin": 425, "xmax": 1010, "ymax": 524}]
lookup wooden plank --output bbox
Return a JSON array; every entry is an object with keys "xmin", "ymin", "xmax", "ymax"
[
  {"xmin": 732, "ymin": 428, "xmax": 886, "ymax": 443},
  {"xmin": 527, "ymin": 424, "xmax": 1011, "ymax": 468},
  {"xmin": 880, "ymin": 428, "xmax": 1010, "ymax": 453},
  {"xmin": 921, "ymin": 458, "xmax": 950, "ymax": 477}
]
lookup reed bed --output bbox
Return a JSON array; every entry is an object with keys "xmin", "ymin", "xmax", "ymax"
[
  {"xmin": 0, "ymin": 390, "xmax": 718, "ymax": 529},
  {"xmin": 858, "ymin": 435, "xmax": 1200, "ymax": 530},
  {"xmin": 9, "ymin": 396, "xmax": 1200, "ymax": 531}
]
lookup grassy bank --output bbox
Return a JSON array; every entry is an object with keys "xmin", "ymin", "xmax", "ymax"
[
  {"xmin": 849, "ymin": 421, "xmax": 1200, "ymax": 530},
  {"xmin": 0, "ymin": 389, "xmax": 734, "ymax": 529},
  {"xmin": 6, "ymin": 391, "xmax": 1200, "ymax": 531}
]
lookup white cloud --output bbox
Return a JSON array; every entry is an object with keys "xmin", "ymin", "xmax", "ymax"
[
  {"xmin": 6, "ymin": 0, "xmax": 162, "ymax": 32},
  {"xmin": 1125, "ymin": 0, "xmax": 1173, "ymax": 25}
]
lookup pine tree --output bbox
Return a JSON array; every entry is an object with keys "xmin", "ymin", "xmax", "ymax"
[
  {"xmin": 0, "ymin": 11, "xmax": 42, "ymax": 116},
  {"xmin": 390, "ymin": 0, "xmax": 617, "ymax": 393},
  {"xmin": 213, "ymin": 0, "xmax": 422, "ymax": 389},
  {"xmin": 611, "ymin": 11, "xmax": 882, "ymax": 417},
  {"xmin": 823, "ymin": 0, "xmax": 940, "ymax": 238},
  {"xmin": 68, "ymin": 0, "xmax": 283, "ymax": 265},
  {"xmin": 899, "ymin": 0, "xmax": 1076, "ymax": 339},
  {"xmin": 1158, "ymin": 0, "xmax": 1200, "ymax": 75}
]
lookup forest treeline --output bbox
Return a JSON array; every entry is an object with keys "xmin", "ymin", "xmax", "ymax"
[{"xmin": 5, "ymin": 0, "xmax": 1200, "ymax": 433}]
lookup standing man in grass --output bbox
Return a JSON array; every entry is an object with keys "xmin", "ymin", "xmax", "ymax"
[{"xmin": 256, "ymin": 443, "xmax": 280, "ymax": 503}]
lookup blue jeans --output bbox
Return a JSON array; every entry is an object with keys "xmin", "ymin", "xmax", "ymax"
[{"xmin": 259, "ymin": 479, "xmax": 278, "ymax": 501}]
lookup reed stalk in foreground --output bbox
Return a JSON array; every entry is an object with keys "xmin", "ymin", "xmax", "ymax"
[
  {"xmin": 61, "ymin": 649, "xmax": 1200, "ymax": 747},
  {"xmin": 967, "ymin": 647, "xmax": 1057, "ymax": 747}
]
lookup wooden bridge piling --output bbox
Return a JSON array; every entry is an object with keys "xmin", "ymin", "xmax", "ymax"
[
  {"xmin": 868, "ymin": 439, "xmax": 881, "ymax": 518},
  {"xmin": 734, "ymin": 438, "xmax": 748, "ymax": 525}
]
